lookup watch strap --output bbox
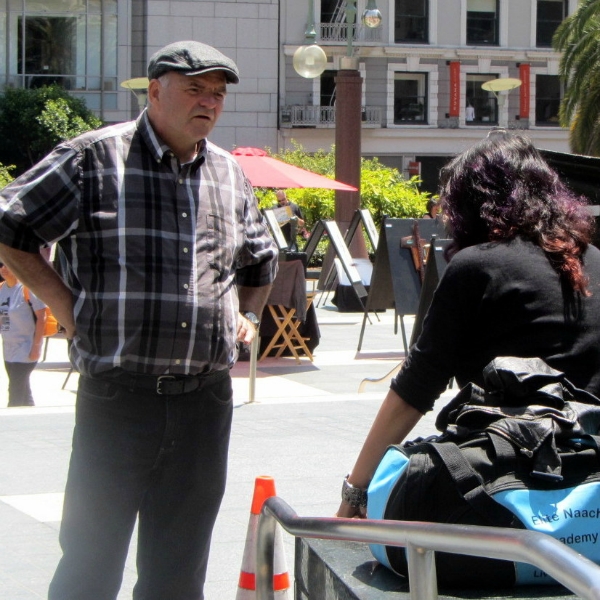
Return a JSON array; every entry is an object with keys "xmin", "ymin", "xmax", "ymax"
[{"xmin": 341, "ymin": 475, "xmax": 368, "ymax": 508}]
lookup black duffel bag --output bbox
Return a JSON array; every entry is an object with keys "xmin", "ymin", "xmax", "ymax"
[{"xmin": 367, "ymin": 356, "xmax": 600, "ymax": 588}]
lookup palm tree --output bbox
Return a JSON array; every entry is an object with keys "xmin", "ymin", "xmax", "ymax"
[{"xmin": 553, "ymin": 0, "xmax": 600, "ymax": 155}]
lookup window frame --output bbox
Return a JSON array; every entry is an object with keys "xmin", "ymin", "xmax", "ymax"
[
  {"xmin": 393, "ymin": 72, "xmax": 429, "ymax": 125},
  {"xmin": 4, "ymin": 0, "xmax": 119, "ymax": 113},
  {"xmin": 536, "ymin": 0, "xmax": 568, "ymax": 48},
  {"xmin": 466, "ymin": 0, "xmax": 499, "ymax": 46},
  {"xmin": 534, "ymin": 73, "xmax": 562, "ymax": 127},
  {"xmin": 465, "ymin": 73, "xmax": 499, "ymax": 126},
  {"xmin": 395, "ymin": 0, "xmax": 429, "ymax": 44}
]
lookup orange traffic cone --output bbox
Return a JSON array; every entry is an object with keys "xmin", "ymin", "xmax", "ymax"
[{"xmin": 236, "ymin": 476, "xmax": 291, "ymax": 599}]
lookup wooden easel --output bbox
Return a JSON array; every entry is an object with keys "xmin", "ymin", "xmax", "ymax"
[
  {"xmin": 357, "ymin": 217, "xmax": 446, "ymax": 353},
  {"xmin": 358, "ymin": 235, "xmax": 451, "ymax": 391},
  {"xmin": 302, "ymin": 219, "xmax": 368, "ymax": 309},
  {"xmin": 316, "ymin": 209, "xmax": 380, "ymax": 309}
]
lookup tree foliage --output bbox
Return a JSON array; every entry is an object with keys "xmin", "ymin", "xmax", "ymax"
[
  {"xmin": 0, "ymin": 163, "xmax": 14, "ymax": 189},
  {"xmin": 254, "ymin": 142, "xmax": 433, "ymax": 229},
  {"xmin": 553, "ymin": 0, "xmax": 600, "ymax": 155},
  {"xmin": 0, "ymin": 85, "xmax": 102, "ymax": 175}
]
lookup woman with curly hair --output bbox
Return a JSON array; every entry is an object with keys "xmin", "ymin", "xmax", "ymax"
[{"xmin": 337, "ymin": 130, "xmax": 600, "ymax": 518}]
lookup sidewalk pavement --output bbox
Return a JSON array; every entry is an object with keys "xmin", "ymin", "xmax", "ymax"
[{"xmin": 0, "ymin": 294, "xmax": 451, "ymax": 599}]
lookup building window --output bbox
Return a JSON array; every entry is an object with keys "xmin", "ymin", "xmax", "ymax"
[
  {"xmin": 320, "ymin": 71, "xmax": 336, "ymax": 108},
  {"xmin": 535, "ymin": 75, "xmax": 561, "ymax": 126},
  {"xmin": 5, "ymin": 0, "xmax": 118, "ymax": 111},
  {"xmin": 466, "ymin": 0, "xmax": 499, "ymax": 45},
  {"xmin": 321, "ymin": 0, "xmax": 339, "ymax": 24},
  {"xmin": 394, "ymin": 73, "xmax": 428, "ymax": 124},
  {"xmin": 536, "ymin": 0, "xmax": 567, "ymax": 48},
  {"xmin": 466, "ymin": 74, "xmax": 498, "ymax": 125},
  {"xmin": 395, "ymin": 0, "xmax": 429, "ymax": 43},
  {"xmin": 18, "ymin": 16, "xmax": 77, "ymax": 88}
]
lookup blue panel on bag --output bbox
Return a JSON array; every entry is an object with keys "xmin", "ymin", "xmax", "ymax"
[
  {"xmin": 493, "ymin": 482, "xmax": 600, "ymax": 585},
  {"xmin": 367, "ymin": 447, "xmax": 410, "ymax": 569}
]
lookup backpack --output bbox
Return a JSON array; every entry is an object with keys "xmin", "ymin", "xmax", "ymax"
[
  {"xmin": 23, "ymin": 287, "xmax": 61, "ymax": 337},
  {"xmin": 368, "ymin": 357, "xmax": 600, "ymax": 588}
]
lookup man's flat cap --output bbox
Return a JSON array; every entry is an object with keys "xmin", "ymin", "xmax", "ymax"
[{"xmin": 148, "ymin": 40, "xmax": 239, "ymax": 84}]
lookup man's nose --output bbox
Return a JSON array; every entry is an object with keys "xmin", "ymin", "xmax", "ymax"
[{"xmin": 197, "ymin": 91, "xmax": 219, "ymax": 108}]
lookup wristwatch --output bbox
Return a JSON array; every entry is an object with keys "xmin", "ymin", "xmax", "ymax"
[
  {"xmin": 341, "ymin": 474, "xmax": 368, "ymax": 508},
  {"xmin": 243, "ymin": 311, "xmax": 260, "ymax": 326}
]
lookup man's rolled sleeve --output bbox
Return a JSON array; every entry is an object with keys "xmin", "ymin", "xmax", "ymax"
[{"xmin": 0, "ymin": 145, "xmax": 80, "ymax": 251}]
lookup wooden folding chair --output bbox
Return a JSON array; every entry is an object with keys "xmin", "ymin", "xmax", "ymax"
[
  {"xmin": 259, "ymin": 288, "xmax": 317, "ymax": 364},
  {"xmin": 259, "ymin": 305, "xmax": 306, "ymax": 363}
]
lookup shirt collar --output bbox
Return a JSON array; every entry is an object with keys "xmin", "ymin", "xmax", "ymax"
[{"xmin": 137, "ymin": 110, "xmax": 206, "ymax": 170}]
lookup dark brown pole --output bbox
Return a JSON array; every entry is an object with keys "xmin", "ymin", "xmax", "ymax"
[{"xmin": 334, "ymin": 67, "xmax": 367, "ymax": 257}]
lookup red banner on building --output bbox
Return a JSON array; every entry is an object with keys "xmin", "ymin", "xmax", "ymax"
[
  {"xmin": 449, "ymin": 61, "xmax": 461, "ymax": 117},
  {"xmin": 519, "ymin": 63, "xmax": 530, "ymax": 119}
]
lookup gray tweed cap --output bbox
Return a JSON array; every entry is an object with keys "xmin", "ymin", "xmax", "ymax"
[{"xmin": 148, "ymin": 40, "xmax": 239, "ymax": 84}]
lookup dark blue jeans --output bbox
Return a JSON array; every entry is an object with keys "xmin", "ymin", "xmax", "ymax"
[{"xmin": 48, "ymin": 370, "xmax": 233, "ymax": 600}]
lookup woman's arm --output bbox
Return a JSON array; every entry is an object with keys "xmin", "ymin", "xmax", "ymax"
[
  {"xmin": 336, "ymin": 389, "xmax": 423, "ymax": 518},
  {"xmin": 29, "ymin": 307, "xmax": 47, "ymax": 362}
]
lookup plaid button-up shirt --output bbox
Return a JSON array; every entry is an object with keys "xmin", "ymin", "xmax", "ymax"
[{"xmin": 0, "ymin": 111, "xmax": 278, "ymax": 377}]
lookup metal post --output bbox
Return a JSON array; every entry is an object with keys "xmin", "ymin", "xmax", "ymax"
[
  {"xmin": 247, "ymin": 334, "xmax": 259, "ymax": 403},
  {"xmin": 406, "ymin": 543, "xmax": 438, "ymax": 600}
]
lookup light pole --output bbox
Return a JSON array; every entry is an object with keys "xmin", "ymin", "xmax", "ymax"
[
  {"xmin": 294, "ymin": 0, "xmax": 381, "ymax": 257},
  {"xmin": 120, "ymin": 77, "xmax": 150, "ymax": 114}
]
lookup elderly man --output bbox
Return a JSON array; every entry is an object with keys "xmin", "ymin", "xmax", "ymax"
[{"xmin": 0, "ymin": 41, "xmax": 278, "ymax": 600}]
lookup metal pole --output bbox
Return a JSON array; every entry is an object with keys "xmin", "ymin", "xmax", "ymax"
[{"xmin": 247, "ymin": 334, "xmax": 259, "ymax": 403}]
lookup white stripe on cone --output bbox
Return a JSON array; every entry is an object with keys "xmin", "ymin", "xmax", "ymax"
[{"xmin": 236, "ymin": 512, "xmax": 291, "ymax": 599}]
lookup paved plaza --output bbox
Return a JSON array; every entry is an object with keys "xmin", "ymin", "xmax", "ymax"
[{"xmin": 0, "ymin": 297, "xmax": 449, "ymax": 599}]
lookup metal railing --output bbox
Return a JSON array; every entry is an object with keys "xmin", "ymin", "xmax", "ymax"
[
  {"xmin": 280, "ymin": 105, "xmax": 382, "ymax": 128},
  {"xmin": 256, "ymin": 496, "xmax": 600, "ymax": 600},
  {"xmin": 320, "ymin": 22, "xmax": 382, "ymax": 43}
]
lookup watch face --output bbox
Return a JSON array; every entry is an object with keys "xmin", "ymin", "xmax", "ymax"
[{"xmin": 244, "ymin": 312, "xmax": 260, "ymax": 325}]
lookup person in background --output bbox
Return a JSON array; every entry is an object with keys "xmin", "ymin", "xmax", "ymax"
[
  {"xmin": 0, "ymin": 40, "xmax": 278, "ymax": 600},
  {"xmin": 424, "ymin": 198, "xmax": 440, "ymax": 219},
  {"xmin": 275, "ymin": 189, "xmax": 305, "ymax": 250},
  {"xmin": 337, "ymin": 130, "xmax": 600, "ymax": 517},
  {"xmin": 0, "ymin": 262, "xmax": 47, "ymax": 406}
]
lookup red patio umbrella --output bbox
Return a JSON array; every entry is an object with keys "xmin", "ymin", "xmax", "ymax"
[{"xmin": 231, "ymin": 147, "xmax": 358, "ymax": 191}]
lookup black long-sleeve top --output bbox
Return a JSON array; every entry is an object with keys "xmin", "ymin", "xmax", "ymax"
[{"xmin": 392, "ymin": 237, "xmax": 600, "ymax": 413}]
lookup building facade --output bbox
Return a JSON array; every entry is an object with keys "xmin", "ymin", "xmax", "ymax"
[{"xmin": 0, "ymin": 0, "xmax": 577, "ymax": 190}]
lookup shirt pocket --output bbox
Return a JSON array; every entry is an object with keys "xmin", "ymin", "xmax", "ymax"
[{"xmin": 205, "ymin": 213, "xmax": 238, "ymax": 276}]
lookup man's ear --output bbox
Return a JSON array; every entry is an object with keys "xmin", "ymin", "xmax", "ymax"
[{"xmin": 147, "ymin": 79, "xmax": 161, "ymax": 106}]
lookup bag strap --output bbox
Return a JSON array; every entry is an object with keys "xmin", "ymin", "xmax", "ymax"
[{"xmin": 426, "ymin": 440, "xmax": 516, "ymax": 527}]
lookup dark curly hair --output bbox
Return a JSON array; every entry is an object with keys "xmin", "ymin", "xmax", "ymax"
[{"xmin": 440, "ymin": 130, "xmax": 595, "ymax": 296}]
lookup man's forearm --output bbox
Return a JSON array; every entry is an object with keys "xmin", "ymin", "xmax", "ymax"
[
  {"xmin": 0, "ymin": 243, "xmax": 75, "ymax": 337},
  {"xmin": 238, "ymin": 284, "xmax": 273, "ymax": 316}
]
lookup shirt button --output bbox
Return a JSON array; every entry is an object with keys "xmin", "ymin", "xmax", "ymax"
[
  {"xmin": 183, "ymin": 247, "xmax": 189, "ymax": 253},
  {"xmin": 175, "ymin": 359, "xmax": 181, "ymax": 365},
  {"xmin": 182, "ymin": 212, "xmax": 188, "ymax": 218},
  {"xmin": 181, "ymin": 322, "xmax": 188, "ymax": 328},
  {"xmin": 178, "ymin": 179, "xmax": 183, "ymax": 184},
  {"xmin": 183, "ymin": 283, "xmax": 189, "ymax": 289}
]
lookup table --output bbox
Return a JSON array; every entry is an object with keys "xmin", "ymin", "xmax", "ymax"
[{"xmin": 259, "ymin": 260, "xmax": 320, "ymax": 361}]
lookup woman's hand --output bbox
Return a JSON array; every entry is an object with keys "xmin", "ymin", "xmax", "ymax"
[
  {"xmin": 336, "ymin": 500, "xmax": 367, "ymax": 519},
  {"xmin": 29, "ymin": 340, "xmax": 43, "ymax": 362}
]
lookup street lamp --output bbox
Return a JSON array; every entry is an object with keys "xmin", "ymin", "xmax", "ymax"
[
  {"xmin": 120, "ymin": 77, "xmax": 150, "ymax": 114},
  {"xmin": 294, "ymin": 1, "xmax": 382, "ymax": 257},
  {"xmin": 293, "ymin": 0, "xmax": 328, "ymax": 79}
]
